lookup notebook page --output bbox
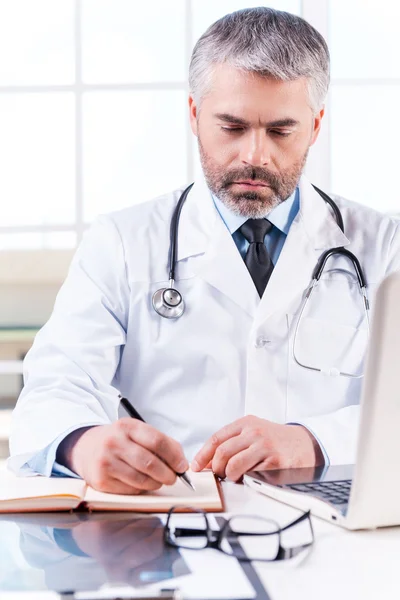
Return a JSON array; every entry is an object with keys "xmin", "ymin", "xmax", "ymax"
[
  {"xmin": 84, "ymin": 469, "xmax": 223, "ymax": 511},
  {"xmin": 0, "ymin": 469, "xmax": 86, "ymax": 501}
]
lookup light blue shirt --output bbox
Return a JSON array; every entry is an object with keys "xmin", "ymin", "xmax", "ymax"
[
  {"xmin": 212, "ymin": 187, "xmax": 299, "ymax": 265},
  {"xmin": 25, "ymin": 184, "xmax": 326, "ymax": 477}
]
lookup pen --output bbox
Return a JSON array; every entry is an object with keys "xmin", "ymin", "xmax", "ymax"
[{"xmin": 119, "ymin": 396, "xmax": 196, "ymax": 492}]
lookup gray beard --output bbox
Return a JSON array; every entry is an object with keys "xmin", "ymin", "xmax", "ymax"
[
  {"xmin": 198, "ymin": 138, "xmax": 307, "ymax": 219},
  {"xmin": 214, "ymin": 186, "xmax": 284, "ymax": 218}
]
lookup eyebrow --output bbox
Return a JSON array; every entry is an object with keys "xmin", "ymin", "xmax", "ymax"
[{"xmin": 214, "ymin": 113, "xmax": 299, "ymax": 128}]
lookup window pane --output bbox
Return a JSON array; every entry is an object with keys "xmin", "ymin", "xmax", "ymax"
[
  {"xmin": 330, "ymin": 0, "xmax": 400, "ymax": 79},
  {"xmin": 82, "ymin": 0, "xmax": 186, "ymax": 84},
  {"xmin": 83, "ymin": 91, "xmax": 187, "ymax": 221},
  {"xmin": 0, "ymin": 93, "xmax": 75, "ymax": 227},
  {"xmin": 0, "ymin": 231, "xmax": 76, "ymax": 250},
  {"xmin": 331, "ymin": 85, "xmax": 400, "ymax": 214},
  {"xmin": 191, "ymin": 1, "xmax": 301, "ymax": 44},
  {"xmin": 0, "ymin": 0, "xmax": 75, "ymax": 85}
]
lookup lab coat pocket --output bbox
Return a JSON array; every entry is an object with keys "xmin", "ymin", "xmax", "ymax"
[
  {"xmin": 285, "ymin": 314, "xmax": 368, "ymax": 419},
  {"xmin": 290, "ymin": 315, "xmax": 368, "ymax": 377}
]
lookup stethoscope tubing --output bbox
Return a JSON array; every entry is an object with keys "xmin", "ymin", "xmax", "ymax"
[
  {"xmin": 153, "ymin": 182, "xmax": 370, "ymax": 378},
  {"xmin": 168, "ymin": 183, "xmax": 194, "ymax": 282}
]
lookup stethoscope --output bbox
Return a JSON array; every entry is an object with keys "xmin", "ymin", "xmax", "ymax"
[
  {"xmin": 152, "ymin": 183, "xmax": 370, "ymax": 378},
  {"xmin": 152, "ymin": 183, "xmax": 194, "ymax": 319}
]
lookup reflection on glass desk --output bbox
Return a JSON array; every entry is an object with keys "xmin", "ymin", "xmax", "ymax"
[{"xmin": 0, "ymin": 512, "xmax": 189, "ymax": 594}]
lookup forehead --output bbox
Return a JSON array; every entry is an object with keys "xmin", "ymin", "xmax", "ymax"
[{"xmin": 201, "ymin": 63, "xmax": 312, "ymax": 120}]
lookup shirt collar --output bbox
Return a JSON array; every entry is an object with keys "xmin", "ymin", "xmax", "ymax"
[{"xmin": 211, "ymin": 186, "xmax": 300, "ymax": 236}]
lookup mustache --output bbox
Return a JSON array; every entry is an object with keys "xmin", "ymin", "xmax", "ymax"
[{"xmin": 221, "ymin": 167, "xmax": 281, "ymax": 192}]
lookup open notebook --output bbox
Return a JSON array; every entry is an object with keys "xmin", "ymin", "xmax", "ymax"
[{"xmin": 0, "ymin": 469, "xmax": 223, "ymax": 513}]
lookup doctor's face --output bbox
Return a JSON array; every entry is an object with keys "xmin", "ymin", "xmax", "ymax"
[{"xmin": 189, "ymin": 64, "xmax": 324, "ymax": 218}]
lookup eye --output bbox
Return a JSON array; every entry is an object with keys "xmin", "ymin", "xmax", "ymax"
[
  {"xmin": 269, "ymin": 129, "xmax": 292, "ymax": 137},
  {"xmin": 221, "ymin": 126, "xmax": 244, "ymax": 133}
]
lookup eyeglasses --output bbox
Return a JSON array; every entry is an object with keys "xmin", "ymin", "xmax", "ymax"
[{"xmin": 164, "ymin": 507, "xmax": 314, "ymax": 562}]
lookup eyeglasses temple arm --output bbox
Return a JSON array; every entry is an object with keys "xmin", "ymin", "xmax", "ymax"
[{"xmin": 172, "ymin": 527, "xmax": 218, "ymax": 537}]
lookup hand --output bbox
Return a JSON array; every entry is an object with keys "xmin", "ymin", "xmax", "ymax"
[
  {"xmin": 191, "ymin": 416, "xmax": 324, "ymax": 481},
  {"xmin": 58, "ymin": 419, "xmax": 189, "ymax": 495}
]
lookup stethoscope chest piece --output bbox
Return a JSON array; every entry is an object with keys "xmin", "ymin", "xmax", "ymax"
[{"xmin": 152, "ymin": 287, "xmax": 185, "ymax": 319}]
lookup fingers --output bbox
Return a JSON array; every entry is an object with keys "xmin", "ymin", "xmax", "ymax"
[
  {"xmin": 113, "ymin": 458, "xmax": 165, "ymax": 492},
  {"xmin": 192, "ymin": 421, "xmax": 243, "ymax": 471},
  {"xmin": 125, "ymin": 420, "xmax": 189, "ymax": 474},
  {"xmin": 92, "ymin": 473, "xmax": 141, "ymax": 495},
  {"xmin": 118, "ymin": 442, "xmax": 177, "ymax": 486},
  {"xmin": 210, "ymin": 435, "xmax": 250, "ymax": 479},
  {"xmin": 89, "ymin": 457, "xmax": 164, "ymax": 494},
  {"xmin": 74, "ymin": 420, "xmax": 189, "ymax": 494},
  {"xmin": 224, "ymin": 444, "xmax": 268, "ymax": 482}
]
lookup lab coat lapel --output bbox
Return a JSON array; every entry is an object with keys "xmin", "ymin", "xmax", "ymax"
[
  {"xmin": 254, "ymin": 177, "xmax": 351, "ymax": 326},
  {"xmin": 176, "ymin": 176, "xmax": 259, "ymax": 318}
]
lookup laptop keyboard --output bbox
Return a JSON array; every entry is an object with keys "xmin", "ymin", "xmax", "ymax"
[{"xmin": 286, "ymin": 480, "xmax": 352, "ymax": 505}]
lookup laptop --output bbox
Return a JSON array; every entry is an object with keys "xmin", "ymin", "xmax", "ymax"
[{"xmin": 244, "ymin": 270, "xmax": 400, "ymax": 530}]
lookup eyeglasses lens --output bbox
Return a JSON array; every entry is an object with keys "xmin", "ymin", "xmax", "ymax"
[
  {"xmin": 224, "ymin": 516, "xmax": 280, "ymax": 561},
  {"xmin": 280, "ymin": 514, "xmax": 314, "ymax": 556},
  {"xmin": 168, "ymin": 512, "xmax": 209, "ymax": 549}
]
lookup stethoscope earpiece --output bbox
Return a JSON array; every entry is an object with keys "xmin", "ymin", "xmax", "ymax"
[{"xmin": 152, "ymin": 286, "xmax": 185, "ymax": 319}]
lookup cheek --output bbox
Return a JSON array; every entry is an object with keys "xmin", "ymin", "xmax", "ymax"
[
  {"xmin": 293, "ymin": 129, "xmax": 314, "ymax": 154},
  {"xmin": 202, "ymin": 132, "xmax": 238, "ymax": 165},
  {"xmin": 277, "ymin": 135, "xmax": 310, "ymax": 166}
]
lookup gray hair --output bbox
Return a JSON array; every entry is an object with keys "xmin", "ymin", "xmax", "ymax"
[{"xmin": 189, "ymin": 7, "xmax": 330, "ymax": 114}]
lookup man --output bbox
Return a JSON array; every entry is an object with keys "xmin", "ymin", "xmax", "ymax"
[{"xmin": 9, "ymin": 8, "xmax": 400, "ymax": 494}]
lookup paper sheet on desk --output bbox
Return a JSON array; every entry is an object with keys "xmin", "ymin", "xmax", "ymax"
[{"xmin": 150, "ymin": 547, "xmax": 255, "ymax": 599}]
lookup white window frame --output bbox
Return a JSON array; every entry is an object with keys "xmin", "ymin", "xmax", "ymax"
[
  {"xmin": 1, "ymin": 0, "xmax": 397, "ymax": 284},
  {"xmin": 0, "ymin": 0, "xmax": 194, "ymax": 249}
]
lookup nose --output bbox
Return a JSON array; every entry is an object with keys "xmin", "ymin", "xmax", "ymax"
[{"xmin": 239, "ymin": 129, "xmax": 271, "ymax": 167}]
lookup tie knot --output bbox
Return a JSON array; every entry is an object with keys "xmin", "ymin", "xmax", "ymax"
[{"xmin": 239, "ymin": 219, "xmax": 273, "ymax": 244}]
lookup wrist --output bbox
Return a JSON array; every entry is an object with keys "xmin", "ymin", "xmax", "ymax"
[
  {"xmin": 56, "ymin": 426, "xmax": 96, "ymax": 475},
  {"xmin": 298, "ymin": 425, "xmax": 325, "ymax": 466}
]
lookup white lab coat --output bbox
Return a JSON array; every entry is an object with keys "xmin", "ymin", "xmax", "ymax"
[{"xmin": 9, "ymin": 175, "xmax": 400, "ymax": 471}]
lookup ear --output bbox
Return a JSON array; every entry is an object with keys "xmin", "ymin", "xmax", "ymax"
[
  {"xmin": 188, "ymin": 94, "xmax": 198, "ymax": 137},
  {"xmin": 309, "ymin": 106, "xmax": 325, "ymax": 147}
]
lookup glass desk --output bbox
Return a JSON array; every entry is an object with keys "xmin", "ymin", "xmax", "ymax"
[{"xmin": 0, "ymin": 512, "xmax": 188, "ymax": 595}]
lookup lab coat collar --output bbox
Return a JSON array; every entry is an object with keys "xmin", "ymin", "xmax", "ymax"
[
  {"xmin": 175, "ymin": 175, "xmax": 217, "ymax": 262},
  {"xmin": 253, "ymin": 176, "xmax": 351, "ymax": 324},
  {"xmin": 175, "ymin": 173, "xmax": 350, "ymax": 320},
  {"xmin": 298, "ymin": 177, "xmax": 350, "ymax": 250},
  {"xmin": 177, "ymin": 174, "xmax": 350, "ymax": 260},
  {"xmin": 176, "ymin": 174, "xmax": 259, "ymax": 317}
]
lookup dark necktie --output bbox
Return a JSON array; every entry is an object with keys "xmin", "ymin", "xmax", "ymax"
[{"xmin": 239, "ymin": 219, "xmax": 274, "ymax": 297}]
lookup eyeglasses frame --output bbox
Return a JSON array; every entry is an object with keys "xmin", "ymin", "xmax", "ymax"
[{"xmin": 164, "ymin": 506, "xmax": 314, "ymax": 562}]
